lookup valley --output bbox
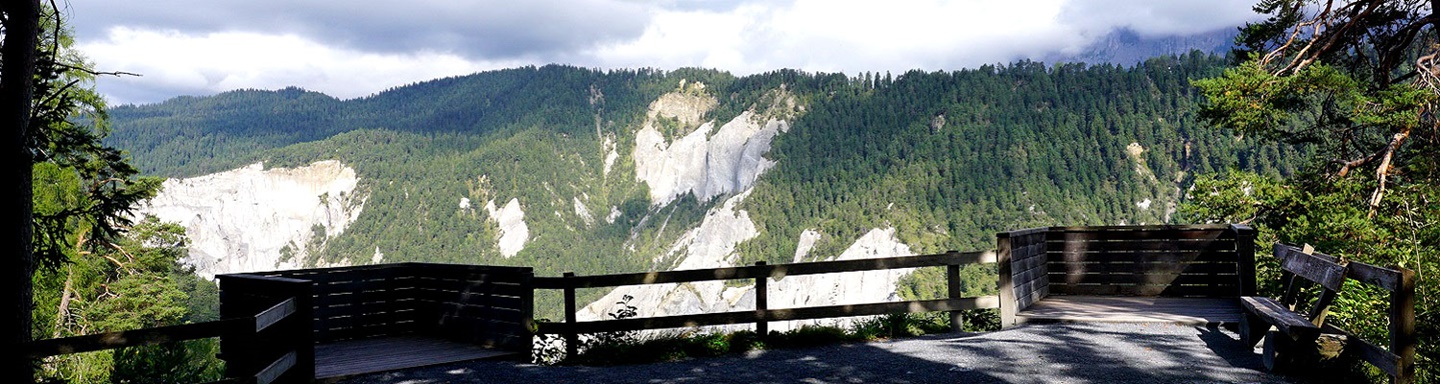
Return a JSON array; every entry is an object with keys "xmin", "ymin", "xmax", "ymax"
[{"xmin": 107, "ymin": 55, "xmax": 1304, "ymax": 320}]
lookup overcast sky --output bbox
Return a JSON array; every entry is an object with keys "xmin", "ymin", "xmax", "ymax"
[{"xmin": 65, "ymin": 0, "xmax": 1263, "ymax": 105}]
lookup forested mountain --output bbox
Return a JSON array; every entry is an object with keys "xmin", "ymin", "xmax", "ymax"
[
  {"xmin": 1045, "ymin": 27, "xmax": 1238, "ymax": 67},
  {"xmin": 105, "ymin": 53, "xmax": 1306, "ymax": 314}
]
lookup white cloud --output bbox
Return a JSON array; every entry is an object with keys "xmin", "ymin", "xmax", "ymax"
[
  {"xmin": 68, "ymin": 0, "xmax": 1263, "ymax": 104},
  {"xmin": 80, "ymin": 27, "xmax": 519, "ymax": 104}
]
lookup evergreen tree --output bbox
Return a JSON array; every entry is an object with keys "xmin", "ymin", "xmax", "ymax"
[{"xmin": 1189, "ymin": 0, "xmax": 1438, "ymax": 380}]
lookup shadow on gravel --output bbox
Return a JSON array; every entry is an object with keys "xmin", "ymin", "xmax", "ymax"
[
  {"xmin": 933, "ymin": 322, "xmax": 1286, "ymax": 383},
  {"xmin": 338, "ymin": 323, "xmax": 1288, "ymax": 384},
  {"xmin": 336, "ymin": 339, "xmax": 1010, "ymax": 384}
]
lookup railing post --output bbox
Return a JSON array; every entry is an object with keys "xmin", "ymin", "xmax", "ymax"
[
  {"xmin": 996, "ymin": 233, "xmax": 1016, "ymax": 328},
  {"xmin": 946, "ymin": 252, "xmax": 964, "ymax": 332},
  {"xmin": 1392, "ymin": 267, "xmax": 1416, "ymax": 384},
  {"xmin": 754, "ymin": 261, "xmax": 768, "ymax": 336},
  {"xmin": 562, "ymin": 272, "xmax": 578, "ymax": 360},
  {"xmin": 1232, "ymin": 224, "xmax": 1258, "ymax": 296},
  {"xmin": 520, "ymin": 269, "xmax": 536, "ymax": 343},
  {"xmin": 290, "ymin": 281, "xmax": 315, "ymax": 383}
]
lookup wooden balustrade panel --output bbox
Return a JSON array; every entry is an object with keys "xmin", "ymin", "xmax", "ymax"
[
  {"xmin": 409, "ymin": 264, "xmax": 534, "ymax": 350},
  {"xmin": 245, "ymin": 263, "xmax": 533, "ymax": 349},
  {"xmin": 217, "ymin": 274, "xmax": 315, "ymax": 383},
  {"xmin": 259, "ymin": 265, "xmax": 419, "ymax": 343},
  {"xmin": 1043, "ymin": 226, "xmax": 1243, "ymax": 297},
  {"xmin": 1009, "ymin": 230, "xmax": 1049, "ymax": 309}
]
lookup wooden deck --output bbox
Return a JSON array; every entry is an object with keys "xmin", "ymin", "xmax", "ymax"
[
  {"xmin": 314, "ymin": 336, "xmax": 518, "ymax": 379},
  {"xmin": 1016, "ymin": 295, "xmax": 1243, "ymax": 325}
]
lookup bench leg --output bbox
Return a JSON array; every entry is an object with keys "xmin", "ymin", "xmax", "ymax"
[
  {"xmin": 1240, "ymin": 313, "xmax": 1268, "ymax": 348},
  {"xmin": 1262, "ymin": 330, "xmax": 1289, "ymax": 372},
  {"xmin": 1262, "ymin": 330, "xmax": 1323, "ymax": 373}
]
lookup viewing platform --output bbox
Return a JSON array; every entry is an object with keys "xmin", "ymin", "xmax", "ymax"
[
  {"xmin": 24, "ymin": 224, "xmax": 1413, "ymax": 383},
  {"xmin": 999, "ymin": 225, "xmax": 1256, "ymax": 326}
]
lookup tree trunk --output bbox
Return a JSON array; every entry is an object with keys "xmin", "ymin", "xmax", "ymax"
[{"xmin": 2, "ymin": 0, "xmax": 42, "ymax": 382}]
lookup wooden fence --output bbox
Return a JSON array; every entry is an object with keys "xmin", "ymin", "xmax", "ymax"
[
  {"xmin": 997, "ymin": 224, "xmax": 1257, "ymax": 325},
  {"xmin": 532, "ymin": 251, "xmax": 1000, "ymax": 358},
  {"xmin": 24, "ymin": 274, "xmax": 311, "ymax": 384}
]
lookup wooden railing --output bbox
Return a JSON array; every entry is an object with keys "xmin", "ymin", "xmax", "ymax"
[
  {"xmin": 997, "ymin": 224, "xmax": 1257, "ymax": 326},
  {"xmin": 23, "ymin": 224, "xmax": 1411, "ymax": 382},
  {"xmin": 217, "ymin": 274, "xmax": 315, "ymax": 383},
  {"xmin": 241, "ymin": 263, "xmax": 534, "ymax": 349},
  {"xmin": 23, "ymin": 275, "xmax": 311, "ymax": 384},
  {"xmin": 532, "ymin": 251, "xmax": 1001, "ymax": 358}
]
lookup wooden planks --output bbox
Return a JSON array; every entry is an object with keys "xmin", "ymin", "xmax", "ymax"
[
  {"xmin": 313, "ymin": 335, "xmax": 516, "ymax": 379},
  {"xmin": 1042, "ymin": 226, "xmax": 1247, "ymax": 297},
  {"xmin": 1240, "ymin": 296, "xmax": 1319, "ymax": 340},
  {"xmin": 217, "ymin": 273, "xmax": 315, "ymax": 383},
  {"xmin": 1016, "ymin": 295, "xmax": 1243, "ymax": 324},
  {"xmin": 1007, "ymin": 229, "xmax": 1049, "ymax": 312},
  {"xmin": 247, "ymin": 264, "xmax": 535, "ymax": 350}
]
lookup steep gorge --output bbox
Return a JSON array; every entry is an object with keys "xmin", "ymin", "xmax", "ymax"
[{"xmin": 108, "ymin": 60, "xmax": 1304, "ymax": 324}]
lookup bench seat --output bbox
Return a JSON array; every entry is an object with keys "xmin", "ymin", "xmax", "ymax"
[{"xmin": 1240, "ymin": 296, "xmax": 1319, "ymax": 341}]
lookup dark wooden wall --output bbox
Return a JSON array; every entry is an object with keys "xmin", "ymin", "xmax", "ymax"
[
  {"xmin": 1043, "ymin": 225, "xmax": 1255, "ymax": 297},
  {"xmin": 1005, "ymin": 228, "xmax": 1049, "ymax": 311},
  {"xmin": 229, "ymin": 263, "xmax": 534, "ymax": 351},
  {"xmin": 411, "ymin": 264, "xmax": 533, "ymax": 349}
]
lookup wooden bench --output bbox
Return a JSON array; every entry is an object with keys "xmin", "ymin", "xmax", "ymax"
[{"xmin": 1239, "ymin": 244, "xmax": 1347, "ymax": 371}]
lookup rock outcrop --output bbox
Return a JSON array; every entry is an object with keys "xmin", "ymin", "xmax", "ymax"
[
  {"xmin": 633, "ymin": 86, "xmax": 792, "ymax": 206},
  {"xmin": 580, "ymin": 192, "xmax": 916, "ymax": 333},
  {"xmin": 484, "ymin": 198, "xmax": 529, "ymax": 258},
  {"xmin": 138, "ymin": 160, "xmax": 365, "ymax": 278}
]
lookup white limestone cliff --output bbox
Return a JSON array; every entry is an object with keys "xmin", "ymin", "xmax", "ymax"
[
  {"xmin": 484, "ymin": 197, "xmax": 529, "ymax": 258},
  {"xmin": 138, "ymin": 160, "xmax": 365, "ymax": 278},
  {"xmin": 580, "ymin": 197, "xmax": 917, "ymax": 333},
  {"xmin": 765, "ymin": 227, "xmax": 915, "ymax": 331},
  {"xmin": 580, "ymin": 189, "xmax": 759, "ymax": 324},
  {"xmin": 632, "ymin": 87, "xmax": 792, "ymax": 206}
]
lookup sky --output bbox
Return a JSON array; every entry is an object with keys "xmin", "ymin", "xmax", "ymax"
[{"xmin": 65, "ymin": 0, "xmax": 1264, "ymax": 105}]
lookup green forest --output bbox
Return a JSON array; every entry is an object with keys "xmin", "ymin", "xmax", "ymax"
[
  {"xmin": 107, "ymin": 53, "xmax": 1304, "ymax": 266},
  {"xmin": 97, "ymin": 55, "xmax": 1309, "ymax": 319}
]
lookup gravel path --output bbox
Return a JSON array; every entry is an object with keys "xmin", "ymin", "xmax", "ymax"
[{"xmin": 336, "ymin": 322, "xmax": 1292, "ymax": 384}]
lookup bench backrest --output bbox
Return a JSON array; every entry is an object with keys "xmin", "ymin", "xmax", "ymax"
[{"xmin": 1274, "ymin": 244, "xmax": 1347, "ymax": 326}]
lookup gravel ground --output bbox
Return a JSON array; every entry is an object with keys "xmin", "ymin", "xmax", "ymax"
[{"xmin": 335, "ymin": 322, "xmax": 1293, "ymax": 384}]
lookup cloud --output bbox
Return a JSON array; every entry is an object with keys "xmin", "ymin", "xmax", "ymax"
[
  {"xmin": 1057, "ymin": 0, "xmax": 1259, "ymax": 38},
  {"xmin": 589, "ymin": 0, "xmax": 1086, "ymax": 74},
  {"xmin": 79, "ymin": 27, "xmax": 519, "ymax": 105},
  {"xmin": 67, "ymin": 0, "xmax": 651, "ymax": 59},
  {"xmin": 64, "ymin": 0, "xmax": 1264, "ymax": 104}
]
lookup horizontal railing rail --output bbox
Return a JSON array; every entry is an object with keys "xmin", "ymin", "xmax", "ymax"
[
  {"xmin": 23, "ymin": 293, "xmax": 306, "ymax": 384},
  {"xmin": 533, "ymin": 250, "xmax": 1000, "ymax": 358}
]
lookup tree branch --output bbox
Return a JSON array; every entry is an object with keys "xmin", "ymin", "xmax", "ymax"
[{"xmin": 1368, "ymin": 127, "xmax": 1412, "ymax": 214}]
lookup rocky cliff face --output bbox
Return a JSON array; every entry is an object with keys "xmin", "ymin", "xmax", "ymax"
[
  {"xmin": 138, "ymin": 160, "xmax": 365, "ymax": 278},
  {"xmin": 140, "ymin": 85, "xmax": 914, "ymax": 332},
  {"xmin": 633, "ymin": 85, "xmax": 791, "ymax": 206},
  {"xmin": 581, "ymin": 85, "xmax": 915, "ymax": 330},
  {"xmin": 484, "ymin": 197, "xmax": 530, "ymax": 258},
  {"xmin": 580, "ymin": 222, "xmax": 915, "ymax": 333}
]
